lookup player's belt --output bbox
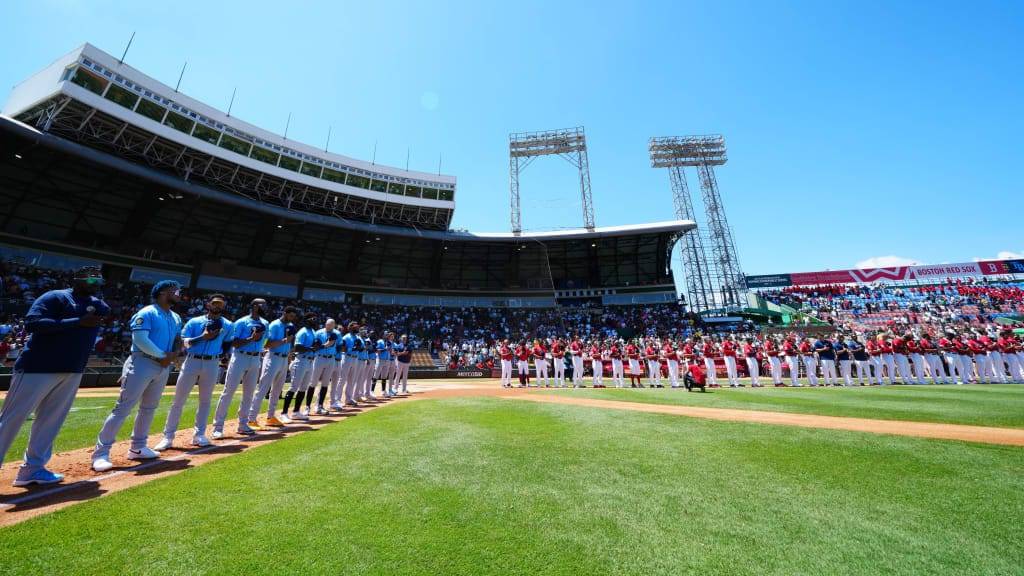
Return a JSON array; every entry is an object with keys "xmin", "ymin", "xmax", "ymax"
[
  {"xmin": 300, "ymin": 354, "xmax": 316, "ymax": 360},
  {"xmin": 188, "ymin": 354, "xmax": 218, "ymax": 360},
  {"xmin": 346, "ymin": 354, "xmax": 357, "ymax": 358},
  {"xmin": 272, "ymin": 352, "xmax": 289, "ymax": 358},
  {"xmin": 237, "ymin": 351, "xmax": 260, "ymax": 357},
  {"xmin": 134, "ymin": 352, "xmax": 166, "ymax": 364}
]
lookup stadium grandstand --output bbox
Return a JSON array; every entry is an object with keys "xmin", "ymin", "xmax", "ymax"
[{"xmin": 0, "ymin": 43, "xmax": 696, "ymax": 382}]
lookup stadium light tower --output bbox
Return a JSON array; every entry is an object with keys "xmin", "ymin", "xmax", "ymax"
[
  {"xmin": 509, "ymin": 126, "xmax": 595, "ymax": 234},
  {"xmin": 649, "ymin": 135, "xmax": 745, "ymax": 309}
]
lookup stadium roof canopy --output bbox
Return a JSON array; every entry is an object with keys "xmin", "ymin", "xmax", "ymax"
[{"xmin": 1, "ymin": 115, "xmax": 693, "ymax": 304}]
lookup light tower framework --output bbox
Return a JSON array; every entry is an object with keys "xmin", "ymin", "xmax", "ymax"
[
  {"xmin": 509, "ymin": 126, "xmax": 595, "ymax": 233},
  {"xmin": 649, "ymin": 135, "xmax": 745, "ymax": 309}
]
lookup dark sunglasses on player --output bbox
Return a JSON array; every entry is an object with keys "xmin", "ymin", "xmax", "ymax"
[{"xmin": 81, "ymin": 277, "xmax": 105, "ymax": 286}]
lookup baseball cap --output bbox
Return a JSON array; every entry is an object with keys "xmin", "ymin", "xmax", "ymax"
[{"xmin": 74, "ymin": 266, "xmax": 104, "ymax": 285}]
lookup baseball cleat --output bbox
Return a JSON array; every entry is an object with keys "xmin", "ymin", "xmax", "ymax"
[
  {"xmin": 237, "ymin": 425, "xmax": 257, "ymax": 436},
  {"xmin": 291, "ymin": 412, "xmax": 309, "ymax": 421},
  {"xmin": 278, "ymin": 413, "xmax": 292, "ymax": 424},
  {"xmin": 127, "ymin": 446, "xmax": 160, "ymax": 460},
  {"xmin": 314, "ymin": 406, "xmax": 327, "ymax": 415},
  {"xmin": 13, "ymin": 468, "xmax": 65, "ymax": 487},
  {"xmin": 153, "ymin": 437, "xmax": 174, "ymax": 452},
  {"xmin": 212, "ymin": 430, "xmax": 224, "ymax": 440},
  {"xmin": 192, "ymin": 435, "xmax": 212, "ymax": 447},
  {"xmin": 330, "ymin": 402, "xmax": 344, "ymax": 411},
  {"xmin": 247, "ymin": 421, "xmax": 264, "ymax": 431},
  {"xmin": 91, "ymin": 457, "xmax": 114, "ymax": 473},
  {"xmin": 266, "ymin": 416, "xmax": 286, "ymax": 427}
]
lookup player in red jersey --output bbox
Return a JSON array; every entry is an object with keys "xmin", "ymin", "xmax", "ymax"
[
  {"xmin": 966, "ymin": 333, "xmax": 988, "ymax": 383},
  {"xmin": 588, "ymin": 341, "xmax": 604, "ymax": 388},
  {"xmin": 644, "ymin": 339, "xmax": 662, "ymax": 388},
  {"xmin": 863, "ymin": 337, "xmax": 882, "ymax": 385},
  {"xmin": 980, "ymin": 332, "xmax": 1006, "ymax": 384},
  {"xmin": 700, "ymin": 337, "xmax": 719, "ymax": 387},
  {"xmin": 569, "ymin": 336, "xmax": 585, "ymax": 388},
  {"xmin": 764, "ymin": 335, "xmax": 783, "ymax": 386},
  {"xmin": 684, "ymin": 358, "xmax": 707, "ymax": 392},
  {"xmin": 498, "ymin": 339, "xmax": 514, "ymax": 388},
  {"xmin": 532, "ymin": 339, "xmax": 549, "ymax": 387},
  {"xmin": 905, "ymin": 336, "xmax": 926, "ymax": 385},
  {"xmin": 878, "ymin": 336, "xmax": 896, "ymax": 385},
  {"xmin": 937, "ymin": 331, "xmax": 963, "ymax": 384},
  {"xmin": 663, "ymin": 339, "xmax": 679, "ymax": 388},
  {"xmin": 782, "ymin": 335, "xmax": 799, "ymax": 386},
  {"xmin": 515, "ymin": 340, "xmax": 531, "ymax": 387},
  {"xmin": 743, "ymin": 338, "xmax": 761, "ymax": 387},
  {"xmin": 892, "ymin": 333, "xmax": 915, "ymax": 384},
  {"xmin": 625, "ymin": 340, "xmax": 642, "ymax": 387},
  {"xmin": 551, "ymin": 338, "xmax": 566, "ymax": 387},
  {"xmin": 609, "ymin": 340, "xmax": 625, "ymax": 388},
  {"xmin": 953, "ymin": 334, "xmax": 974, "ymax": 384},
  {"xmin": 798, "ymin": 337, "xmax": 818, "ymax": 386},
  {"xmin": 999, "ymin": 329, "xmax": 1024, "ymax": 383},
  {"xmin": 721, "ymin": 335, "xmax": 740, "ymax": 387}
]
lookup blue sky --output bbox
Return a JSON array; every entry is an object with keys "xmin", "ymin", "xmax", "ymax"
[{"xmin": 2, "ymin": 0, "xmax": 1022, "ymax": 277}]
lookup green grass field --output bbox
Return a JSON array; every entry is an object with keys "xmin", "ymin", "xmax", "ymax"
[
  {"xmin": 536, "ymin": 384, "xmax": 1024, "ymax": 428},
  {"xmin": 0, "ymin": 396, "xmax": 1021, "ymax": 575}
]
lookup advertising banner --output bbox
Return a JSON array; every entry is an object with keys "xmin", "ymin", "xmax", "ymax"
[
  {"xmin": 744, "ymin": 274, "xmax": 792, "ymax": 288},
  {"xmin": 909, "ymin": 263, "xmax": 981, "ymax": 280},
  {"xmin": 979, "ymin": 259, "xmax": 1024, "ymax": 276},
  {"xmin": 750, "ymin": 259, "xmax": 1022, "ymax": 288}
]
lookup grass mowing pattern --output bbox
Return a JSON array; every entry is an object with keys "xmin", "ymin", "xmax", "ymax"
[
  {"xmin": 1, "ymin": 397, "xmax": 1021, "ymax": 575},
  {"xmin": 536, "ymin": 384, "xmax": 1024, "ymax": 428}
]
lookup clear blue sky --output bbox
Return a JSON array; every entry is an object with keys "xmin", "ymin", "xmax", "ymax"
[{"xmin": 2, "ymin": 0, "xmax": 1022, "ymax": 277}]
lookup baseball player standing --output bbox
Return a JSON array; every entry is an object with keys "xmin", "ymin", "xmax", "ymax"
[
  {"xmin": 835, "ymin": 337, "xmax": 853, "ymax": 386},
  {"xmin": 609, "ymin": 341, "xmax": 625, "ymax": 388},
  {"xmin": 92, "ymin": 280, "xmax": 182, "ymax": 472},
  {"xmin": 589, "ymin": 341, "xmax": 603, "ymax": 388},
  {"xmin": 743, "ymin": 338, "xmax": 761, "ymax": 387},
  {"xmin": 155, "ymin": 293, "xmax": 231, "ymax": 451},
  {"xmin": 700, "ymin": 338, "xmax": 719, "ymax": 387},
  {"xmin": 764, "ymin": 336, "xmax": 783, "ymax": 386},
  {"xmin": 515, "ymin": 340, "xmax": 531, "ymax": 387},
  {"xmin": 532, "ymin": 339, "xmax": 550, "ymax": 387},
  {"xmin": 799, "ymin": 337, "xmax": 818, "ymax": 386},
  {"xmin": 551, "ymin": 338, "xmax": 566, "ymax": 387},
  {"xmin": 645, "ymin": 340, "xmax": 662, "ymax": 388},
  {"xmin": 498, "ymin": 339, "xmax": 513, "ymax": 388},
  {"xmin": 663, "ymin": 338, "xmax": 679, "ymax": 388},
  {"xmin": 310, "ymin": 319, "xmax": 338, "ymax": 415},
  {"xmin": 340, "ymin": 323, "xmax": 362, "ymax": 405},
  {"xmin": 0, "ymin": 266, "xmax": 109, "ymax": 485},
  {"xmin": 722, "ymin": 336, "xmax": 740, "ymax": 388},
  {"xmin": 282, "ymin": 312, "xmax": 320, "ymax": 419},
  {"xmin": 393, "ymin": 334, "xmax": 412, "ymax": 393},
  {"xmin": 248, "ymin": 306, "xmax": 299, "ymax": 426},
  {"xmin": 211, "ymin": 299, "xmax": 270, "ymax": 438},
  {"xmin": 570, "ymin": 337, "xmax": 585, "ymax": 388},
  {"xmin": 815, "ymin": 336, "xmax": 837, "ymax": 386},
  {"xmin": 782, "ymin": 336, "xmax": 799, "ymax": 386}
]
